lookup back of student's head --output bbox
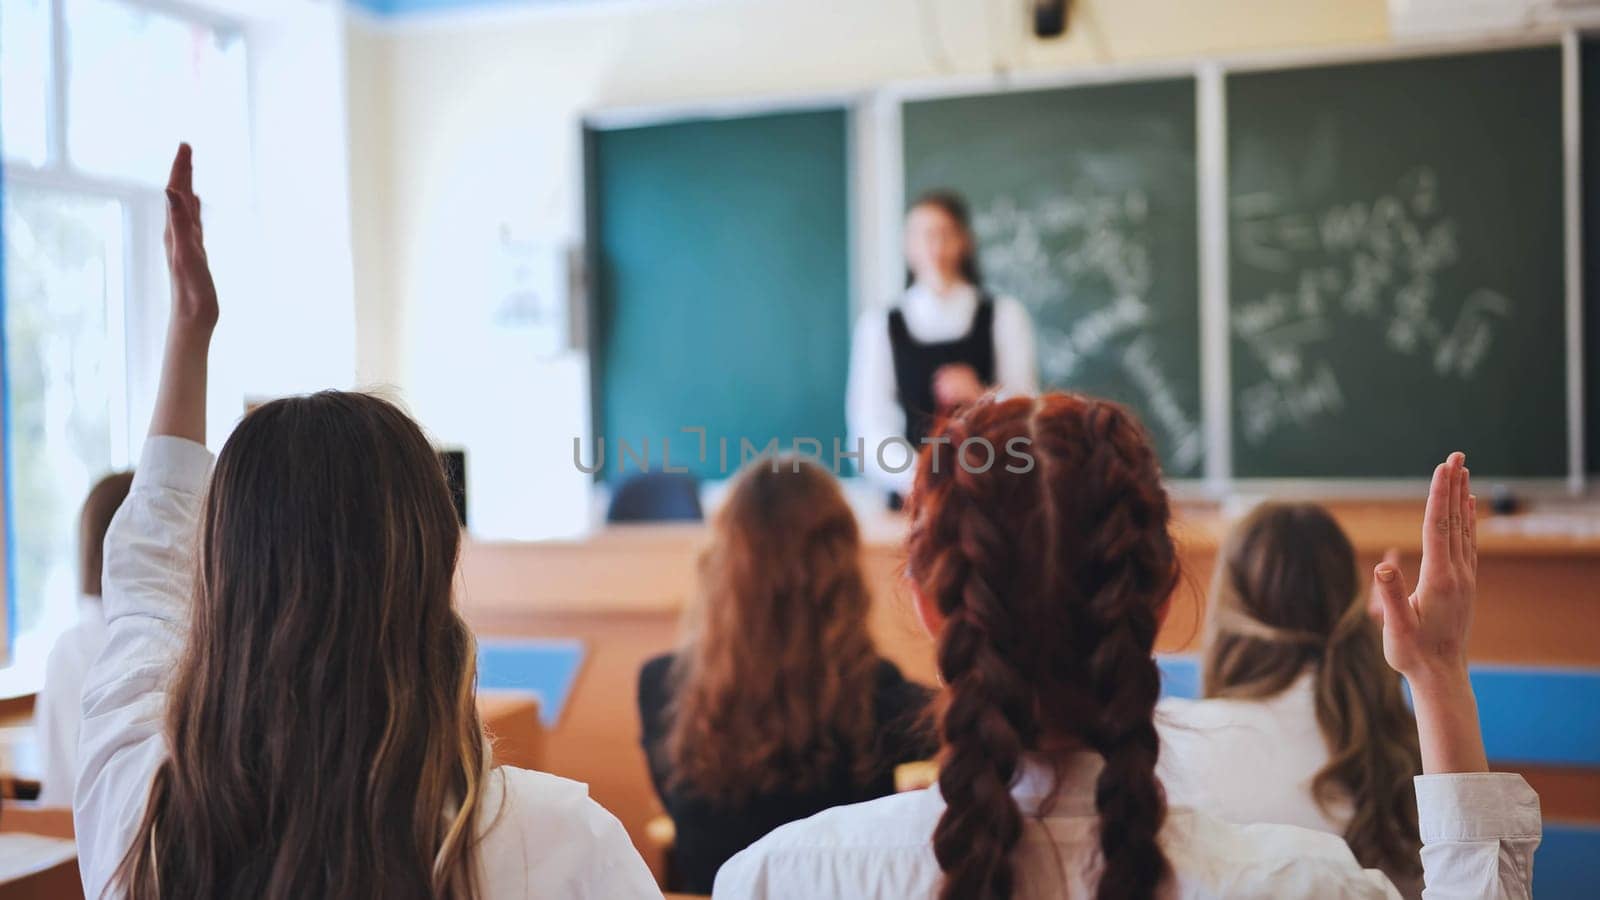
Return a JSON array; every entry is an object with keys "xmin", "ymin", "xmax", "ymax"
[
  {"xmin": 80, "ymin": 471, "xmax": 134, "ymax": 597},
  {"xmin": 666, "ymin": 455, "xmax": 879, "ymax": 804},
  {"xmin": 118, "ymin": 391, "xmax": 487, "ymax": 900},
  {"xmin": 1203, "ymin": 502, "xmax": 1422, "ymax": 879},
  {"xmin": 907, "ymin": 393, "xmax": 1176, "ymax": 900}
]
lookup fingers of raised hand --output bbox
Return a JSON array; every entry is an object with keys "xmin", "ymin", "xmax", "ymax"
[
  {"xmin": 164, "ymin": 144, "xmax": 203, "ymax": 237},
  {"xmin": 167, "ymin": 143, "xmax": 193, "ymax": 195},
  {"xmin": 1373, "ymin": 562, "xmax": 1416, "ymax": 637},
  {"xmin": 1453, "ymin": 455, "xmax": 1470, "ymax": 565},
  {"xmin": 1466, "ymin": 493, "xmax": 1478, "ymax": 569},
  {"xmin": 1423, "ymin": 459, "xmax": 1453, "ymax": 571}
]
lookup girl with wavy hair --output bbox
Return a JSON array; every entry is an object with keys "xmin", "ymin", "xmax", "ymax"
[
  {"xmin": 717, "ymin": 393, "xmax": 1539, "ymax": 899},
  {"xmin": 73, "ymin": 146, "xmax": 657, "ymax": 900},
  {"xmin": 638, "ymin": 456, "xmax": 934, "ymax": 893},
  {"xmin": 1159, "ymin": 503, "xmax": 1425, "ymax": 896}
]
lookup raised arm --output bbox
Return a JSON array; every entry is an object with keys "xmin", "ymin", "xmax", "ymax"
[
  {"xmin": 74, "ymin": 144, "xmax": 219, "ymax": 900},
  {"xmin": 1373, "ymin": 453, "xmax": 1486, "ymax": 774},
  {"xmin": 1371, "ymin": 453, "xmax": 1540, "ymax": 900}
]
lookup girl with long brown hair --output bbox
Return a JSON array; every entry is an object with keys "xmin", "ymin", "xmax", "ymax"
[
  {"xmin": 73, "ymin": 146, "xmax": 657, "ymax": 900},
  {"xmin": 1159, "ymin": 503, "xmax": 1425, "ymax": 895},
  {"xmin": 637, "ymin": 456, "xmax": 934, "ymax": 893},
  {"xmin": 717, "ymin": 393, "xmax": 1539, "ymax": 899}
]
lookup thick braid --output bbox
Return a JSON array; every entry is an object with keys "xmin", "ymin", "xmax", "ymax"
[
  {"xmin": 919, "ymin": 415, "xmax": 1035, "ymax": 900},
  {"xmin": 910, "ymin": 395, "xmax": 1176, "ymax": 900},
  {"xmin": 1073, "ymin": 403, "xmax": 1172, "ymax": 900}
]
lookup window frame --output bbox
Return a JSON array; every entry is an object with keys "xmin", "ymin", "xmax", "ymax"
[{"xmin": 1, "ymin": 0, "xmax": 249, "ymax": 664}]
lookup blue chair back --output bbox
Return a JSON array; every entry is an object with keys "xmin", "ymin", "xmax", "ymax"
[{"xmin": 607, "ymin": 471, "xmax": 703, "ymax": 522}]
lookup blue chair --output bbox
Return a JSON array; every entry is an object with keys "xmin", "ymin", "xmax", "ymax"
[{"xmin": 607, "ymin": 471, "xmax": 703, "ymax": 522}]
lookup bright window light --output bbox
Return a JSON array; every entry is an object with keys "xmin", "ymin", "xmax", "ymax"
[
  {"xmin": 3, "ymin": 185, "xmax": 126, "ymax": 646},
  {"xmin": 0, "ymin": 0, "xmax": 53, "ymax": 167},
  {"xmin": 65, "ymin": 0, "xmax": 252, "ymax": 204}
]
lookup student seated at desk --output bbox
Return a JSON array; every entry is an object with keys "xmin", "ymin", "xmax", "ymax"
[
  {"xmin": 74, "ymin": 146, "xmax": 656, "ymax": 900},
  {"xmin": 717, "ymin": 395, "xmax": 1540, "ymax": 900},
  {"xmin": 33, "ymin": 471, "xmax": 132, "ymax": 807},
  {"xmin": 638, "ymin": 456, "xmax": 935, "ymax": 894},
  {"xmin": 1157, "ymin": 503, "xmax": 1425, "ymax": 897}
]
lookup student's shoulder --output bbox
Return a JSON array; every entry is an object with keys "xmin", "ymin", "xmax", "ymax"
[
  {"xmin": 478, "ymin": 767, "xmax": 655, "ymax": 897},
  {"xmin": 871, "ymin": 659, "xmax": 932, "ymax": 710},
  {"xmin": 638, "ymin": 651, "xmax": 675, "ymax": 689},
  {"xmin": 1163, "ymin": 808, "xmax": 1394, "ymax": 898},
  {"xmin": 871, "ymin": 657, "xmax": 910, "ymax": 688},
  {"xmin": 716, "ymin": 790, "xmax": 942, "ymax": 898},
  {"xmin": 988, "ymin": 294, "xmax": 1032, "ymax": 326},
  {"xmin": 486, "ymin": 766, "xmax": 619, "ymax": 838},
  {"xmin": 637, "ymin": 651, "xmax": 676, "ymax": 709},
  {"xmin": 1157, "ymin": 692, "xmax": 1280, "ymax": 732},
  {"xmin": 853, "ymin": 299, "xmax": 904, "ymax": 334},
  {"xmin": 741, "ymin": 788, "xmax": 938, "ymax": 854}
]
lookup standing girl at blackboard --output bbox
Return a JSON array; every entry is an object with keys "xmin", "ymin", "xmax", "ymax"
[{"xmin": 847, "ymin": 191, "xmax": 1037, "ymax": 499}]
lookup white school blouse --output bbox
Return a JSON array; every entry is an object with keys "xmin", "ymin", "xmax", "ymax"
[
  {"xmin": 1156, "ymin": 673, "xmax": 1351, "ymax": 836},
  {"xmin": 715, "ymin": 752, "xmax": 1540, "ymax": 899},
  {"xmin": 74, "ymin": 436, "xmax": 661, "ymax": 900},
  {"xmin": 34, "ymin": 595, "xmax": 109, "ymax": 806},
  {"xmin": 846, "ymin": 283, "xmax": 1038, "ymax": 492}
]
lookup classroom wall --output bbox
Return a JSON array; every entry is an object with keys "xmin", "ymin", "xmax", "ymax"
[{"xmin": 344, "ymin": 0, "xmax": 1391, "ymax": 538}]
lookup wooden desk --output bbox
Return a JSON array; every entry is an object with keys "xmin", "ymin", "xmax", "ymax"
[
  {"xmin": 0, "ymin": 833, "xmax": 79, "ymax": 900},
  {"xmin": 479, "ymin": 691, "xmax": 546, "ymax": 772},
  {"xmin": 456, "ymin": 500, "xmax": 1600, "ymax": 859}
]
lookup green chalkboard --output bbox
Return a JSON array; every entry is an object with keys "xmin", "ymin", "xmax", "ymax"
[
  {"xmin": 1228, "ymin": 47, "xmax": 1567, "ymax": 479},
  {"xmin": 586, "ymin": 109, "xmax": 852, "ymax": 481},
  {"xmin": 902, "ymin": 79, "xmax": 1204, "ymax": 477}
]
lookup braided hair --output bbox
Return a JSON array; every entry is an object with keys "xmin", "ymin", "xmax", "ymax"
[{"xmin": 908, "ymin": 393, "xmax": 1177, "ymax": 900}]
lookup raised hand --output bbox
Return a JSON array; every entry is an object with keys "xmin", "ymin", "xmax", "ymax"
[
  {"xmin": 163, "ymin": 143, "xmax": 218, "ymax": 331},
  {"xmin": 1373, "ymin": 452, "xmax": 1475, "ymax": 682},
  {"xmin": 1371, "ymin": 451, "xmax": 1487, "ymax": 774},
  {"xmin": 149, "ymin": 144, "xmax": 216, "ymax": 444}
]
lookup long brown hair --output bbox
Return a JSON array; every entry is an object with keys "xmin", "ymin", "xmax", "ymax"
[
  {"xmin": 908, "ymin": 393, "xmax": 1176, "ymax": 900},
  {"xmin": 664, "ymin": 455, "xmax": 881, "ymax": 805},
  {"xmin": 116, "ymin": 392, "xmax": 490, "ymax": 900},
  {"xmin": 80, "ymin": 471, "xmax": 134, "ymax": 597},
  {"xmin": 1202, "ymin": 502, "xmax": 1422, "ymax": 880}
]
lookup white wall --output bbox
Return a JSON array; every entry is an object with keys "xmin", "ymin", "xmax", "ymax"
[{"xmin": 345, "ymin": 0, "xmax": 1393, "ymax": 539}]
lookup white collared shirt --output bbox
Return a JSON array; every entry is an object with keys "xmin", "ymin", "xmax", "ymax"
[
  {"xmin": 74, "ymin": 436, "xmax": 660, "ymax": 900},
  {"xmin": 846, "ymin": 283, "xmax": 1038, "ymax": 492},
  {"xmin": 715, "ymin": 752, "xmax": 1540, "ymax": 899},
  {"xmin": 34, "ymin": 595, "xmax": 110, "ymax": 807},
  {"xmin": 1156, "ymin": 672, "xmax": 1351, "ymax": 836}
]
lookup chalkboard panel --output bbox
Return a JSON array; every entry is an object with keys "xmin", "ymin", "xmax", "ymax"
[
  {"xmin": 903, "ymin": 79, "xmax": 1204, "ymax": 477},
  {"xmin": 1583, "ymin": 38, "xmax": 1600, "ymax": 475},
  {"xmin": 1228, "ymin": 47, "xmax": 1567, "ymax": 479},
  {"xmin": 587, "ymin": 110, "xmax": 852, "ymax": 480}
]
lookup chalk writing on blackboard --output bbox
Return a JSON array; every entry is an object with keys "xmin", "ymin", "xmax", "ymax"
[
  {"xmin": 1232, "ymin": 167, "xmax": 1509, "ymax": 445},
  {"xmin": 973, "ymin": 190, "xmax": 1203, "ymax": 472}
]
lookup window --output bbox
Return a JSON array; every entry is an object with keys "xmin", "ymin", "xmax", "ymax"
[{"xmin": 2, "ymin": 0, "xmax": 250, "ymax": 667}]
